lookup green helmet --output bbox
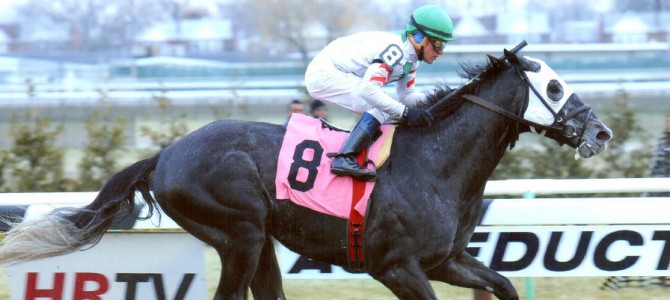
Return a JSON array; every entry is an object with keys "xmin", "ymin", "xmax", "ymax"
[{"xmin": 406, "ymin": 5, "xmax": 456, "ymax": 42}]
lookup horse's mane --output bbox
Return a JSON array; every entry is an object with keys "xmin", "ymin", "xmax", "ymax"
[{"xmin": 425, "ymin": 55, "xmax": 510, "ymax": 120}]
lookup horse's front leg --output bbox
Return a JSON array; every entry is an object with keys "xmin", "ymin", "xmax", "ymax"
[
  {"xmin": 426, "ymin": 251, "xmax": 519, "ymax": 300},
  {"xmin": 250, "ymin": 237, "xmax": 286, "ymax": 300}
]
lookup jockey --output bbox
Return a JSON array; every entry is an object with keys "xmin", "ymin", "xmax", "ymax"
[{"xmin": 304, "ymin": 5, "xmax": 456, "ymax": 182}]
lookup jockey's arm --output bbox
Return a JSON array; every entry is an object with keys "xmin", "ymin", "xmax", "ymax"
[
  {"xmin": 395, "ymin": 68, "xmax": 428, "ymax": 107},
  {"xmin": 356, "ymin": 62, "xmax": 407, "ymax": 118}
]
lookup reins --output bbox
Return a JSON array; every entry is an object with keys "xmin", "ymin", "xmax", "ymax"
[
  {"xmin": 459, "ymin": 41, "xmax": 595, "ymax": 147},
  {"xmin": 461, "ymin": 66, "xmax": 594, "ymax": 147},
  {"xmin": 399, "ymin": 40, "xmax": 594, "ymax": 148}
]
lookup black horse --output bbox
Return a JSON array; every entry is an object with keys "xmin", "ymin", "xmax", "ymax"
[{"xmin": 0, "ymin": 48, "xmax": 611, "ymax": 300}]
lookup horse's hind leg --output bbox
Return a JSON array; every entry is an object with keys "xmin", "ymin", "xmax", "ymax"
[
  {"xmin": 154, "ymin": 152, "xmax": 280, "ymax": 300},
  {"xmin": 158, "ymin": 196, "xmax": 266, "ymax": 299},
  {"xmin": 250, "ymin": 238, "xmax": 285, "ymax": 300},
  {"xmin": 426, "ymin": 251, "xmax": 518, "ymax": 300}
]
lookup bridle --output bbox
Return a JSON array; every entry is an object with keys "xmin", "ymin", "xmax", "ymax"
[{"xmin": 461, "ymin": 56, "xmax": 594, "ymax": 148}]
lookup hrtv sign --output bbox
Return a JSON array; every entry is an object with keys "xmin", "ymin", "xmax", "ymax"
[
  {"xmin": 8, "ymin": 233, "xmax": 207, "ymax": 300},
  {"xmin": 23, "ymin": 272, "xmax": 195, "ymax": 300}
]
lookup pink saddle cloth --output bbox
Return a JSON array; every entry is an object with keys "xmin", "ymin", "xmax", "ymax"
[{"xmin": 275, "ymin": 113, "xmax": 393, "ymax": 218}]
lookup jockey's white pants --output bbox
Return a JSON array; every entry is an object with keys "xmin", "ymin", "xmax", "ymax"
[{"xmin": 305, "ymin": 57, "xmax": 393, "ymax": 124}]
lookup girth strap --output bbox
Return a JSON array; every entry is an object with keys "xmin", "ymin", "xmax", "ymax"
[{"xmin": 347, "ymin": 148, "xmax": 368, "ymax": 270}]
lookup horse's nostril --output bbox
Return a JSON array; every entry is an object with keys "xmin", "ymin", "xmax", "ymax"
[{"xmin": 596, "ymin": 131, "xmax": 611, "ymax": 141}]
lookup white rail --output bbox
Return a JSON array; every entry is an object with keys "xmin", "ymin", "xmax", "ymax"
[{"xmin": 484, "ymin": 177, "xmax": 670, "ymax": 196}]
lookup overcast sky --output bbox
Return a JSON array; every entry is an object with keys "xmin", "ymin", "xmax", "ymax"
[
  {"xmin": 0, "ymin": 0, "xmax": 624, "ymax": 23},
  {"xmin": 0, "ymin": 0, "xmax": 24, "ymax": 21}
]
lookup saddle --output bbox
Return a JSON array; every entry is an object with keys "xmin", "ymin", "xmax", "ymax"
[
  {"xmin": 317, "ymin": 117, "xmax": 348, "ymax": 132},
  {"xmin": 275, "ymin": 114, "xmax": 395, "ymax": 269}
]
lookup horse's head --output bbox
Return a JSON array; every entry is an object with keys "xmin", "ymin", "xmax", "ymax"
[{"xmin": 505, "ymin": 50, "xmax": 612, "ymax": 158}]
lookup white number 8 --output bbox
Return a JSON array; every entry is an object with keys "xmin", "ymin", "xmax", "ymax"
[{"xmin": 380, "ymin": 45, "xmax": 403, "ymax": 68}]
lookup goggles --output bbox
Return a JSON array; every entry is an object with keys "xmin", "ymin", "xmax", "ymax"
[{"xmin": 428, "ymin": 37, "xmax": 446, "ymax": 51}]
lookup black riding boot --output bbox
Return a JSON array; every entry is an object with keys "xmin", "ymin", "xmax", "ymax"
[{"xmin": 331, "ymin": 113, "xmax": 380, "ymax": 182}]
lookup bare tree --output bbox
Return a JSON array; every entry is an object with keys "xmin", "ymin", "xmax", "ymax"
[
  {"xmin": 242, "ymin": 0, "xmax": 382, "ymax": 65},
  {"xmin": 16, "ymin": 0, "xmax": 174, "ymax": 52}
]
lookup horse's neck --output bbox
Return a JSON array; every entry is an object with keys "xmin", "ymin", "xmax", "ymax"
[
  {"xmin": 440, "ymin": 101, "xmax": 511, "ymax": 181},
  {"xmin": 400, "ymin": 76, "xmax": 524, "ymax": 195}
]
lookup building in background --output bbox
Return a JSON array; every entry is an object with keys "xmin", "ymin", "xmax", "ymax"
[{"xmin": 135, "ymin": 18, "xmax": 233, "ymax": 57}]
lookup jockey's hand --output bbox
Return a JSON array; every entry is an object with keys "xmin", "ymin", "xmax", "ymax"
[{"xmin": 404, "ymin": 107, "xmax": 434, "ymax": 127}]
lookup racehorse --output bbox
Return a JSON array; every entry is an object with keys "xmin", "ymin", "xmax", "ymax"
[{"xmin": 0, "ymin": 47, "xmax": 612, "ymax": 300}]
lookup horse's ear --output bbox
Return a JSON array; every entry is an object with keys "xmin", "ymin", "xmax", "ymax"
[
  {"xmin": 504, "ymin": 49, "xmax": 540, "ymax": 72},
  {"xmin": 503, "ymin": 49, "xmax": 519, "ymax": 65},
  {"xmin": 486, "ymin": 54, "xmax": 503, "ymax": 68}
]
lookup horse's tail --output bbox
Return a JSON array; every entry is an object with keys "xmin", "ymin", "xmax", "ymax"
[{"xmin": 0, "ymin": 153, "xmax": 161, "ymax": 265}]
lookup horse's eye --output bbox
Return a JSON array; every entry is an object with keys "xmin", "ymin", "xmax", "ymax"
[{"xmin": 546, "ymin": 80, "xmax": 564, "ymax": 102}]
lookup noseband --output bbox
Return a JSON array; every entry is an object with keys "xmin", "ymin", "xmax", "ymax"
[{"xmin": 462, "ymin": 66, "xmax": 594, "ymax": 147}]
